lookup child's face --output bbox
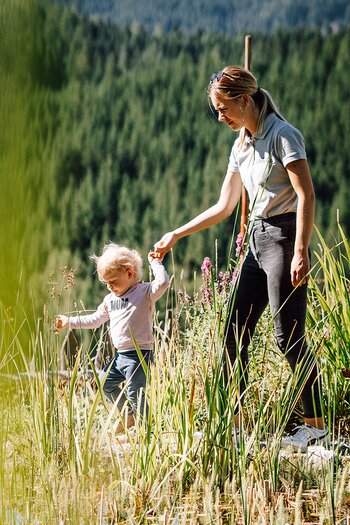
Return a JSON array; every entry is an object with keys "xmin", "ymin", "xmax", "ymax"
[{"xmin": 99, "ymin": 267, "xmax": 136, "ymax": 296}]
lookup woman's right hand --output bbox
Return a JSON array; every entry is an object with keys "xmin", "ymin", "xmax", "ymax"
[{"xmin": 154, "ymin": 231, "xmax": 177, "ymax": 257}]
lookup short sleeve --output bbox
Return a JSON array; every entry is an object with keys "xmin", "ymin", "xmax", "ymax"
[
  {"xmin": 275, "ymin": 125, "xmax": 307, "ymax": 167},
  {"xmin": 226, "ymin": 143, "xmax": 240, "ymax": 174}
]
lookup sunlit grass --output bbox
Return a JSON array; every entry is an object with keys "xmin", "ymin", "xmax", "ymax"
[{"xmin": 1, "ymin": 225, "xmax": 350, "ymax": 524}]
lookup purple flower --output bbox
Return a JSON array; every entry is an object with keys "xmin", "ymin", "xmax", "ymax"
[
  {"xmin": 231, "ymin": 268, "xmax": 239, "ymax": 285},
  {"xmin": 201, "ymin": 257, "xmax": 212, "ymax": 276},
  {"xmin": 178, "ymin": 289, "xmax": 183, "ymax": 298},
  {"xmin": 235, "ymin": 233, "xmax": 244, "ymax": 257}
]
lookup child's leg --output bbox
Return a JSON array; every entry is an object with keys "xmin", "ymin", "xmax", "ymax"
[
  {"xmin": 99, "ymin": 354, "xmax": 128, "ymax": 412},
  {"xmin": 118, "ymin": 350, "xmax": 154, "ymax": 419}
]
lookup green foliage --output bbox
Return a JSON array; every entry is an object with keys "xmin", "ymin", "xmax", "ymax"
[
  {"xmin": 2, "ymin": 6, "xmax": 349, "ymax": 521},
  {"xmin": 0, "ymin": 0, "xmax": 54, "ymax": 312},
  {"xmin": 1, "ymin": 228, "xmax": 349, "ymax": 523},
  {"xmin": 308, "ymin": 223, "xmax": 350, "ymax": 429},
  {"xmin": 2, "ymin": 1, "xmax": 350, "ymax": 318}
]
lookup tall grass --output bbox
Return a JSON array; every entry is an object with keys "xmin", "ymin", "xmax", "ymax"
[
  {"xmin": 1, "ymin": 225, "xmax": 350, "ymax": 524},
  {"xmin": 307, "ymin": 222, "xmax": 350, "ymax": 434}
]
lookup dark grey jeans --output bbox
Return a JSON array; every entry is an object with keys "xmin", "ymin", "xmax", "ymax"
[
  {"xmin": 225, "ymin": 213, "xmax": 322, "ymax": 419},
  {"xmin": 99, "ymin": 349, "xmax": 153, "ymax": 418}
]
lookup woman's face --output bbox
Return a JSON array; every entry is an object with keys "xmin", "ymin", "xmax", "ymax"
[{"xmin": 211, "ymin": 93, "xmax": 247, "ymax": 131}]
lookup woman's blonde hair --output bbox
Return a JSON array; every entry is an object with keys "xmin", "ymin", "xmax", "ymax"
[
  {"xmin": 90, "ymin": 242, "xmax": 143, "ymax": 281},
  {"xmin": 207, "ymin": 65, "xmax": 285, "ymax": 146}
]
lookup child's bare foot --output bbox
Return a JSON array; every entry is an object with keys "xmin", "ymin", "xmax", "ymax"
[
  {"xmin": 115, "ymin": 433, "xmax": 129, "ymax": 445},
  {"xmin": 114, "ymin": 413, "xmax": 135, "ymax": 434},
  {"xmin": 115, "ymin": 424, "xmax": 136, "ymax": 446}
]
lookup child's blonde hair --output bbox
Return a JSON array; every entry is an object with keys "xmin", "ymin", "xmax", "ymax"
[{"xmin": 90, "ymin": 242, "xmax": 143, "ymax": 281}]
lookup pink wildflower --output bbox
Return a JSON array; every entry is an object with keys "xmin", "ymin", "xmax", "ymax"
[
  {"xmin": 201, "ymin": 257, "xmax": 212, "ymax": 275},
  {"xmin": 235, "ymin": 233, "xmax": 244, "ymax": 257},
  {"xmin": 231, "ymin": 268, "xmax": 239, "ymax": 285}
]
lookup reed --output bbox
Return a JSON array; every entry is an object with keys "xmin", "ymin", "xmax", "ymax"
[{"xmin": 0, "ymin": 225, "xmax": 349, "ymax": 523}]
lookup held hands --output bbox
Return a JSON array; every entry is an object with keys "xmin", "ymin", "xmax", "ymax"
[
  {"xmin": 153, "ymin": 231, "xmax": 177, "ymax": 258},
  {"xmin": 148, "ymin": 251, "xmax": 164, "ymax": 264},
  {"xmin": 290, "ymin": 252, "xmax": 310, "ymax": 287},
  {"xmin": 55, "ymin": 314, "xmax": 69, "ymax": 330}
]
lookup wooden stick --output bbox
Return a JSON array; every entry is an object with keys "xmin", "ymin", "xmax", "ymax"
[
  {"xmin": 240, "ymin": 35, "xmax": 252, "ymax": 237},
  {"xmin": 245, "ymin": 34, "xmax": 252, "ymax": 71}
]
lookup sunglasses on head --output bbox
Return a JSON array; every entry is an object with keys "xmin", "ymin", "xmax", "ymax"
[{"xmin": 210, "ymin": 70, "xmax": 235, "ymax": 83}]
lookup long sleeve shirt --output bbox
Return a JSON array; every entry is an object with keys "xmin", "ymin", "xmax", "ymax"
[{"xmin": 67, "ymin": 260, "xmax": 169, "ymax": 351}]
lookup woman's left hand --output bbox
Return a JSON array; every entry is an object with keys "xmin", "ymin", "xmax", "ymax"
[
  {"xmin": 287, "ymin": 159, "xmax": 315, "ymax": 288},
  {"xmin": 290, "ymin": 252, "xmax": 310, "ymax": 287}
]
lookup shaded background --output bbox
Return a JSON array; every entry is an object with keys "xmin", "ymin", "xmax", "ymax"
[{"xmin": 1, "ymin": 0, "xmax": 350, "ymax": 334}]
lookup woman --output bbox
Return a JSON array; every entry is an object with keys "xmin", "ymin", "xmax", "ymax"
[{"xmin": 154, "ymin": 66, "xmax": 327, "ymax": 451}]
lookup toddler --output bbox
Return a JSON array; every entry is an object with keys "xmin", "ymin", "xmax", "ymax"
[{"xmin": 56, "ymin": 242, "xmax": 169, "ymax": 432}]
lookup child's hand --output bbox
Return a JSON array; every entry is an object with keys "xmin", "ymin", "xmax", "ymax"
[
  {"xmin": 154, "ymin": 231, "xmax": 176, "ymax": 256},
  {"xmin": 56, "ymin": 315, "xmax": 69, "ymax": 330},
  {"xmin": 148, "ymin": 251, "xmax": 163, "ymax": 264}
]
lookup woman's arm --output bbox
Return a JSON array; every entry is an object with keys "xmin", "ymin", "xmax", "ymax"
[
  {"xmin": 154, "ymin": 171, "xmax": 242, "ymax": 255},
  {"xmin": 286, "ymin": 159, "xmax": 315, "ymax": 287}
]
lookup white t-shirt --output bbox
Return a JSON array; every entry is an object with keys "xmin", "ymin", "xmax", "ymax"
[
  {"xmin": 226, "ymin": 113, "xmax": 307, "ymax": 219},
  {"xmin": 67, "ymin": 260, "xmax": 169, "ymax": 351}
]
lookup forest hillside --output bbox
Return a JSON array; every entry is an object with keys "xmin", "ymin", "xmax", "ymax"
[
  {"xmin": 54, "ymin": 0, "xmax": 350, "ymax": 35},
  {"xmin": 1, "ymin": 1, "xmax": 350, "ymax": 312}
]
